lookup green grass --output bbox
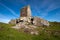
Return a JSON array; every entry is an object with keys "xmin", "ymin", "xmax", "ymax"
[{"xmin": 0, "ymin": 22, "xmax": 60, "ymax": 40}]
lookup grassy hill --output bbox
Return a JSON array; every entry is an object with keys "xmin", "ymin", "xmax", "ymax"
[{"xmin": 0, "ymin": 22, "xmax": 60, "ymax": 40}]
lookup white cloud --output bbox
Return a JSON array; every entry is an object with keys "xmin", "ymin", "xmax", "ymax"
[
  {"xmin": 33, "ymin": 6, "xmax": 48, "ymax": 18},
  {"xmin": 34, "ymin": 0, "xmax": 60, "ymax": 18},
  {"xmin": 0, "ymin": 3, "xmax": 18, "ymax": 17},
  {"xmin": 0, "ymin": 18, "xmax": 10, "ymax": 23},
  {"xmin": 46, "ymin": 3, "xmax": 59, "ymax": 12},
  {"xmin": 0, "ymin": 13, "xmax": 10, "ymax": 23}
]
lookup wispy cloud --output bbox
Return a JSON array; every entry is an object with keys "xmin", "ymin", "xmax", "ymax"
[
  {"xmin": 33, "ymin": 0, "xmax": 60, "ymax": 18},
  {"xmin": 0, "ymin": 13, "xmax": 10, "ymax": 23},
  {"xmin": 0, "ymin": 3, "xmax": 19, "ymax": 17},
  {"xmin": 0, "ymin": 18, "xmax": 10, "ymax": 23},
  {"xmin": 0, "ymin": 13, "xmax": 6, "ymax": 18},
  {"xmin": 33, "ymin": 6, "xmax": 48, "ymax": 18},
  {"xmin": 46, "ymin": 3, "xmax": 60, "ymax": 12}
]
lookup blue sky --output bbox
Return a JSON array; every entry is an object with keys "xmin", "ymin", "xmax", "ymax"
[{"xmin": 0, "ymin": 0, "xmax": 60, "ymax": 23}]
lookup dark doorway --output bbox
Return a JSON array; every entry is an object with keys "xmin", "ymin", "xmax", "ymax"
[
  {"xmin": 16, "ymin": 20, "xmax": 19, "ymax": 24},
  {"xmin": 31, "ymin": 18, "xmax": 34, "ymax": 24},
  {"xmin": 19, "ymin": 20, "xmax": 23, "ymax": 22}
]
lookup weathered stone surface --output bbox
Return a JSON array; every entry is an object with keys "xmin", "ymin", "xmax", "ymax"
[
  {"xmin": 9, "ymin": 5, "xmax": 49, "ymax": 26},
  {"xmin": 9, "ymin": 19, "xmax": 16, "ymax": 24},
  {"xmin": 9, "ymin": 5, "xmax": 50, "ymax": 35},
  {"xmin": 20, "ymin": 5, "xmax": 31, "ymax": 17}
]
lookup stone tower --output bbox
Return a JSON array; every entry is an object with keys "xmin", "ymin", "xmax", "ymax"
[
  {"xmin": 20, "ymin": 5, "xmax": 31, "ymax": 17},
  {"xmin": 9, "ymin": 5, "xmax": 49, "ymax": 26},
  {"xmin": 20, "ymin": 5, "xmax": 31, "ymax": 22}
]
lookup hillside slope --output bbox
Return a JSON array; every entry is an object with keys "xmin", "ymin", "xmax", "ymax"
[{"xmin": 0, "ymin": 22, "xmax": 60, "ymax": 40}]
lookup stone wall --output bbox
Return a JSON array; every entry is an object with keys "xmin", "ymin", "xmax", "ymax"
[
  {"xmin": 9, "ymin": 5, "xmax": 49, "ymax": 27},
  {"xmin": 32, "ymin": 17, "xmax": 49, "ymax": 26},
  {"xmin": 20, "ymin": 6, "xmax": 27, "ymax": 17},
  {"xmin": 20, "ymin": 5, "xmax": 31, "ymax": 18},
  {"xmin": 9, "ymin": 19, "xmax": 16, "ymax": 24}
]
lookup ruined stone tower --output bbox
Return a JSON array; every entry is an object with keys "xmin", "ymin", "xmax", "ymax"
[
  {"xmin": 9, "ymin": 5, "xmax": 49, "ymax": 26},
  {"xmin": 20, "ymin": 5, "xmax": 31, "ymax": 17},
  {"xmin": 20, "ymin": 5, "xmax": 31, "ymax": 22}
]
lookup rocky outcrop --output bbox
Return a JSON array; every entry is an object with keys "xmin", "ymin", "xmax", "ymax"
[
  {"xmin": 12, "ymin": 22, "xmax": 39, "ymax": 35},
  {"xmin": 9, "ymin": 5, "xmax": 50, "ymax": 35}
]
